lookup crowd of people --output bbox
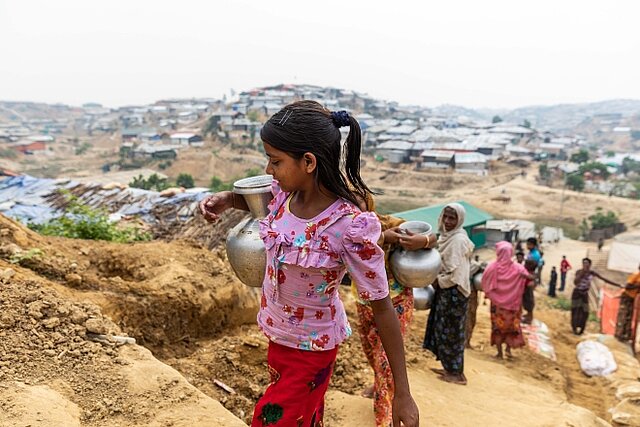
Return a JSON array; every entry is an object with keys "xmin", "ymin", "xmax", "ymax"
[{"xmin": 199, "ymin": 100, "xmax": 639, "ymax": 427}]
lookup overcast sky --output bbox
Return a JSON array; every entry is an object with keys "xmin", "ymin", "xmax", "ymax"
[{"xmin": 1, "ymin": 0, "xmax": 639, "ymax": 109}]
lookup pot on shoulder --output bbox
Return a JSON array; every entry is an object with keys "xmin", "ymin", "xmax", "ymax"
[
  {"xmin": 225, "ymin": 175, "xmax": 272, "ymax": 288},
  {"xmin": 389, "ymin": 221, "xmax": 442, "ymax": 288}
]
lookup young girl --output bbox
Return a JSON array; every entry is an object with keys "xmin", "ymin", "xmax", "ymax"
[
  {"xmin": 199, "ymin": 101, "xmax": 419, "ymax": 427},
  {"xmin": 423, "ymin": 203, "xmax": 474, "ymax": 386}
]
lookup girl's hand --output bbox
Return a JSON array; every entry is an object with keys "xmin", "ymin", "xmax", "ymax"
[
  {"xmin": 198, "ymin": 191, "xmax": 234, "ymax": 223},
  {"xmin": 392, "ymin": 392, "xmax": 419, "ymax": 427}
]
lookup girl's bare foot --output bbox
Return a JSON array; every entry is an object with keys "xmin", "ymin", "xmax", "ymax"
[
  {"xmin": 361, "ymin": 384, "xmax": 374, "ymax": 399},
  {"xmin": 494, "ymin": 352, "xmax": 504, "ymax": 360},
  {"xmin": 439, "ymin": 373, "xmax": 467, "ymax": 385}
]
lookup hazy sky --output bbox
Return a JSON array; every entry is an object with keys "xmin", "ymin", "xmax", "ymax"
[{"xmin": 1, "ymin": 0, "xmax": 639, "ymax": 109}]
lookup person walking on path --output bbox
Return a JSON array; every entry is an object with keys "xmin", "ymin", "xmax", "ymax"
[
  {"xmin": 352, "ymin": 199, "xmax": 436, "ymax": 427},
  {"xmin": 199, "ymin": 101, "xmax": 419, "ymax": 427},
  {"xmin": 423, "ymin": 203, "xmax": 474, "ymax": 386},
  {"xmin": 483, "ymin": 241, "xmax": 536, "ymax": 359},
  {"xmin": 559, "ymin": 256, "xmax": 572, "ymax": 292}
]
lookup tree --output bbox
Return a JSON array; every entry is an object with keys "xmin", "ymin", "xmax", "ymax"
[
  {"xmin": 570, "ymin": 149, "xmax": 590, "ymax": 164},
  {"xmin": 605, "ymin": 150, "xmax": 615, "ymax": 158},
  {"xmin": 578, "ymin": 161, "xmax": 610, "ymax": 179},
  {"xmin": 589, "ymin": 209, "xmax": 618, "ymax": 229},
  {"xmin": 538, "ymin": 162, "xmax": 551, "ymax": 181},
  {"xmin": 492, "ymin": 115, "xmax": 503, "ymax": 124},
  {"xmin": 523, "ymin": 119, "xmax": 532, "ymax": 128},
  {"xmin": 621, "ymin": 157, "xmax": 640, "ymax": 175},
  {"xmin": 176, "ymin": 173, "xmax": 195, "ymax": 189},
  {"xmin": 566, "ymin": 174, "xmax": 585, "ymax": 191}
]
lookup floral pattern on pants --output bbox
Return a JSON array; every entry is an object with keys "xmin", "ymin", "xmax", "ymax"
[
  {"xmin": 423, "ymin": 286, "xmax": 468, "ymax": 374},
  {"xmin": 356, "ymin": 287, "xmax": 413, "ymax": 427}
]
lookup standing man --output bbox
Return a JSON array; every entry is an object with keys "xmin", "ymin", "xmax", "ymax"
[{"xmin": 559, "ymin": 255, "xmax": 572, "ymax": 292}]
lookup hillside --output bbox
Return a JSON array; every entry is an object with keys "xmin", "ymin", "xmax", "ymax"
[{"xmin": 0, "ymin": 212, "xmax": 620, "ymax": 427}]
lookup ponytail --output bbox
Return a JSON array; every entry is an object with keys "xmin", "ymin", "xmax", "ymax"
[{"xmin": 343, "ymin": 115, "xmax": 375, "ymax": 205}]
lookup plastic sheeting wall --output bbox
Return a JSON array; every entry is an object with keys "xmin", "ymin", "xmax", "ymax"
[{"xmin": 608, "ymin": 241, "xmax": 640, "ymax": 274}]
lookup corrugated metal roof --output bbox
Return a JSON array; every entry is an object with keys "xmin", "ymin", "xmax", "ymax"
[{"xmin": 394, "ymin": 201, "xmax": 493, "ymax": 229}]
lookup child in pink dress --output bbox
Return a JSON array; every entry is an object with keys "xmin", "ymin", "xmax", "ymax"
[{"xmin": 200, "ymin": 101, "xmax": 419, "ymax": 427}]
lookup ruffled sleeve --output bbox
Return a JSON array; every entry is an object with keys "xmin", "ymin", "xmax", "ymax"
[
  {"xmin": 259, "ymin": 180, "xmax": 289, "ymax": 240},
  {"xmin": 341, "ymin": 212, "xmax": 389, "ymax": 302}
]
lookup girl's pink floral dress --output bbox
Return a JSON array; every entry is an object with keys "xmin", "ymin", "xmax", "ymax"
[{"xmin": 257, "ymin": 183, "xmax": 389, "ymax": 351}]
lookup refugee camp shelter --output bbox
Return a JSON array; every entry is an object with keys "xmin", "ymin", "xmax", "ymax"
[
  {"xmin": 394, "ymin": 201, "xmax": 493, "ymax": 247},
  {"xmin": 608, "ymin": 231, "xmax": 640, "ymax": 274}
]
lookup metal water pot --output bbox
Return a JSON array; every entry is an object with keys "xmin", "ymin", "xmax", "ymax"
[
  {"xmin": 413, "ymin": 285, "xmax": 435, "ymax": 310},
  {"xmin": 389, "ymin": 221, "xmax": 442, "ymax": 288},
  {"xmin": 225, "ymin": 175, "xmax": 273, "ymax": 287},
  {"xmin": 473, "ymin": 272, "xmax": 484, "ymax": 291}
]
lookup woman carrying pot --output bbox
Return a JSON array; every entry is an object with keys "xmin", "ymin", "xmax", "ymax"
[
  {"xmin": 352, "ymin": 198, "xmax": 437, "ymax": 427},
  {"xmin": 423, "ymin": 203, "xmax": 474, "ymax": 385}
]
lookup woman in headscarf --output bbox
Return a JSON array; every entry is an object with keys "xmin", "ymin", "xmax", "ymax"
[
  {"xmin": 482, "ymin": 241, "xmax": 535, "ymax": 359},
  {"xmin": 423, "ymin": 203, "xmax": 474, "ymax": 385},
  {"xmin": 352, "ymin": 198, "xmax": 436, "ymax": 427}
]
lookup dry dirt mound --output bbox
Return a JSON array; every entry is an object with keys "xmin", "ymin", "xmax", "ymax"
[
  {"xmin": 0, "ymin": 213, "xmax": 260, "ymax": 352},
  {"xmin": 0, "ymin": 261, "xmax": 245, "ymax": 426}
]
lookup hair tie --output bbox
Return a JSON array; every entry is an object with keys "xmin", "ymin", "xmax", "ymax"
[{"xmin": 331, "ymin": 110, "xmax": 350, "ymax": 128}]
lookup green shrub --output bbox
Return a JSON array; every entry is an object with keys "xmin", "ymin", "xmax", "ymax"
[
  {"xmin": 129, "ymin": 173, "xmax": 171, "ymax": 191},
  {"xmin": 589, "ymin": 209, "xmax": 618, "ymax": 229},
  {"xmin": 176, "ymin": 173, "xmax": 195, "ymax": 188},
  {"xmin": 29, "ymin": 192, "xmax": 151, "ymax": 243}
]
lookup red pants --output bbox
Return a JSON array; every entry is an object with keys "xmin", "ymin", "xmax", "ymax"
[{"xmin": 252, "ymin": 341, "xmax": 338, "ymax": 427}]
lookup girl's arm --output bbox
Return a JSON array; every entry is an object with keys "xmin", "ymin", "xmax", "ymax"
[
  {"xmin": 370, "ymin": 297, "xmax": 419, "ymax": 427},
  {"xmin": 199, "ymin": 191, "xmax": 249, "ymax": 222}
]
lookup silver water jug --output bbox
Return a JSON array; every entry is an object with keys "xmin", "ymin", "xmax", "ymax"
[
  {"xmin": 389, "ymin": 221, "xmax": 442, "ymax": 288},
  {"xmin": 225, "ymin": 175, "xmax": 273, "ymax": 288},
  {"xmin": 473, "ymin": 272, "xmax": 484, "ymax": 291},
  {"xmin": 413, "ymin": 285, "xmax": 435, "ymax": 310}
]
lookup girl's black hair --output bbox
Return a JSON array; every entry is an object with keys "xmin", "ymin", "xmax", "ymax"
[
  {"xmin": 582, "ymin": 257, "xmax": 592, "ymax": 265},
  {"xmin": 260, "ymin": 100, "xmax": 373, "ymax": 206}
]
